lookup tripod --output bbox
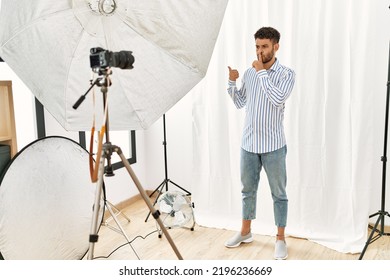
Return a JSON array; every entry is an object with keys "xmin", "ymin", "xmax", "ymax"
[
  {"xmin": 145, "ymin": 114, "xmax": 191, "ymax": 222},
  {"xmin": 74, "ymin": 71, "xmax": 183, "ymax": 260},
  {"xmin": 359, "ymin": 42, "xmax": 390, "ymax": 260}
]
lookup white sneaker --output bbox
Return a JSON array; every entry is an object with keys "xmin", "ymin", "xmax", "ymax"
[
  {"xmin": 224, "ymin": 232, "xmax": 253, "ymax": 248},
  {"xmin": 274, "ymin": 240, "xmax": 288, "ymax": 260}
]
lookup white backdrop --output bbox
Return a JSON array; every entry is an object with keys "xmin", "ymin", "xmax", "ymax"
[{"xmin": 191, "ymin": 0, "xmax": 390, "ymax": 253}]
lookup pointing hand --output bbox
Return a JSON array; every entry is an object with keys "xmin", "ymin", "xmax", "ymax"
[{"xmin": 228, "ymin": 66, "xmax": 239, "ymax": 81}]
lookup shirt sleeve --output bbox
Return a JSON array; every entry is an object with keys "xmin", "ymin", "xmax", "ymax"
[
  {"xmin": 256, "ymin": 68, "xmax": 295, "ymax": 107},
  {"xmin": 227, "ymin": 78, "xmax": 247, "ymax": 109}
]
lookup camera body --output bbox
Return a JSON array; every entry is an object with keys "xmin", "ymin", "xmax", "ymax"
[{"xmin": 90, "ymin": 47, "xmax": 134, "ymax": 70}]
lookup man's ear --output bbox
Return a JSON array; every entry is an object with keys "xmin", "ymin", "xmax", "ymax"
[{"xmin": 274, "ymin": 43, "xmax": 280, "ymax": 52}]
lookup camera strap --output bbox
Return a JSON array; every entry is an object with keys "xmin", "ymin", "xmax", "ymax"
[{"xmin": 89, "ymin": 74, "xmax": 110, "ymax": 183}]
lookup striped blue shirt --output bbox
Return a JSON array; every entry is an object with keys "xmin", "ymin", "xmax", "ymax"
[{"xmin": 228, "ymin": 58, "xmax": 295, "ymax": 153}]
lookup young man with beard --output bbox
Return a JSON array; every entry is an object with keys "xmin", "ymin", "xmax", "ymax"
[{"xmin": 225, "ymin": 27, "xmax": 295, "ymax": 260}]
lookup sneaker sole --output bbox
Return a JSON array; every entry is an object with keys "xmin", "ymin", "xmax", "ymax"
[
  {"xmin": 274, "ymin": 254, "xmax": 288, "ymax": 260},
  {"xmin": 224, "ymin": 237, "xmax": 254, "ymax": 248}
]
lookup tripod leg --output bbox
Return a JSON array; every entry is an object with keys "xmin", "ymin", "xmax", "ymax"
[
  {"xmin": 104, "ymin": 200, "xmax": 131, "ymax": 226},
  {"xmin": 87, "ymin": 151, "xmax": 106, "ymax": 260},
  {"xmin": 115, "ymin": 147, "xmax": 183, "ymax": 260},
  {"xmin": 104, "ymin": 202, "xmax": 140, "ymax": 259},
  {"xmin": 148, "ymin": 180, "xmax": 166, "ymax": 198},
  {"xmin": 169, "ymin": 179, "xmax": 191, "ymax": 195},
  {"xmin": 359, "ymin": 214, "xmax": 382, "ymax": 260},
  {"xmin": 103, "ymin": 202, "xmax": 131, "ymax": 234},
  {"xmin": 145, "ymin": 180, "xmax": 166, "ymax": 222}
]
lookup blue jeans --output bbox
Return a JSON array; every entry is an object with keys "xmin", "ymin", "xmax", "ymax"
[{"xmin": 240, "ymin": 146, "xmax": 288, "ymax": 227}]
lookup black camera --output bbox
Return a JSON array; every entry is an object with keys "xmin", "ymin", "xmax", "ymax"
[{"xmin": 90, "ymin": 47, "xmax": 134, "ymax": 70}]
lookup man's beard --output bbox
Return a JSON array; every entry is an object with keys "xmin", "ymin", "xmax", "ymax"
[{"xmin": 261, "ymin": 50, "xmax": 274, "ymax": 64}]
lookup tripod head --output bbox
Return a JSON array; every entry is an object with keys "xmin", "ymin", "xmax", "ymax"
[{"xmin": 72, "ymin": 68, "xmax": 113, "ymax": 110}]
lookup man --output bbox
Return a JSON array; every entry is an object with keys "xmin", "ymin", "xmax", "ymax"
[{"xmin": 225, "ymin": 27, "xmax": 295, "ymax": 260}]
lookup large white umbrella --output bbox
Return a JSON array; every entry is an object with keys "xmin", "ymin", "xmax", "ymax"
[{"xmin": 0, "ymin": 0, "xmax": 228, "ymax": 131}]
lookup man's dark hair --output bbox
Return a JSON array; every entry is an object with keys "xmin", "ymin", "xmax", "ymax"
[{"xmin": 254, "ymin": 27, "xmax": 280, "ymax": 44}]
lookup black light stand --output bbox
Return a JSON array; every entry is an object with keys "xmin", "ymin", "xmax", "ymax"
[
  {"xmin": 145, "ymin": 114, "xmax": 191, "ymax": 222},
  {"xmin": 359, "ymin": 42, "xmax": 390, "ymax": 260}
]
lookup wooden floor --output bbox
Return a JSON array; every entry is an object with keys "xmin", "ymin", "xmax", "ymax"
[{"xmin": 90, "ymin": 196, "xmax": 390, "ymax": 260}]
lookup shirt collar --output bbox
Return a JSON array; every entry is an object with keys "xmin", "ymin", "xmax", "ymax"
[{"xmin": 268, "ymin": 57, "xmax": 279, "ymax": 72}]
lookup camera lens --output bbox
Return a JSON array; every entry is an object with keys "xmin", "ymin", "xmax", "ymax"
[{"xmin": 112, "ymin": 51, "xmax": 134, "ymax": 69}]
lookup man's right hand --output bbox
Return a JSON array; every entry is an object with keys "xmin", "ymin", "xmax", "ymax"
[{"xmin": 228, "ymin": 66, "xmax": 239, "ymax": 81}]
